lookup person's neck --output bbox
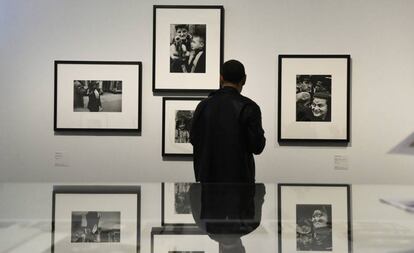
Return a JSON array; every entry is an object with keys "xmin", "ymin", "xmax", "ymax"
[{"xmin": 221, "ymin": 82, "xmax": 241, "ymax": 93}]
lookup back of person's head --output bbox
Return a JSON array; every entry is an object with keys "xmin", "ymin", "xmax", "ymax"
[{"xmin": 221, "ymin": 60, "xmax": 246, "ymax": 85}]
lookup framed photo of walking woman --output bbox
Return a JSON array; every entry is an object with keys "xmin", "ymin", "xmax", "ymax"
[
  {"xmin": 162, "ymin": 97, "xmax": 204, "ymax": 157},
  {"xmin": 278, "ymin": 184, "xmax": 351, "ymax": 253},
  {"xmin": 278, "ymin": 55, "xmax": 351, "ymax": 143},
  {"xmin": 153, "ymin": 5, "xmax": 224, "ymax": 92},
  {"xmin": 54, "ymin": 61, "xmax": 142, "ymax": 132}
]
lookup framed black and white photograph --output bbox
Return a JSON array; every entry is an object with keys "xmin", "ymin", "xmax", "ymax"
[
  {"xmin": 162, "ymin": 97, "xmax": 203, "ymax": 156},
  {"xmin": 54, "ymin": 61, "xmax": 142, "ymax": 132},
  {"xmin": 162, "ymin": 183, "xmax": 196, "ymax": 226},
  {"xmin": 151, "ymin": 227, "xmax": 218, "ymax": 253},
  {"xmin": 52, "ymin": 185, "xmax": 141, "ymax": 253},
  {"xmin": 153, "ymin": 5, "xmax": 224, "ymax": 92},
  {"xmin": 278, "ymin": 184, "xmax": 351, "ymax": 253},
  {"xmin": 278, "ymin": 55, "xmax": 350, "ymax": 142}
]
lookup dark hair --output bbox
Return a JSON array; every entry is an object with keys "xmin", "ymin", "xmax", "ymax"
[
  {"xmin": 175, "ymin": 24, "xmax": 189, "ymax": 31},
  {"xmin": 192, "ymin": 33, "xmax": 205, "ymax": 44},
  {"xmin": 221, "ymin": 59, "xmax": 246, "ymax": 84},
  {"xmin": 313, "ymin": 91, "xmax": 331, "ymax": 101}
]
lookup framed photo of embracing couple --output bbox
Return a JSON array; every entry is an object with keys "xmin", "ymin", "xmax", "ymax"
[
  {"xmin": 152, "ymin": 5, "xmax": 224, "ymax": 92},
  {"xmin": 54, "ymin": 61, "xmax": 142, "ymax": 132},
  {"xmin": 278, "ymin": 55, "xmax": 351, "ymax": 143}
]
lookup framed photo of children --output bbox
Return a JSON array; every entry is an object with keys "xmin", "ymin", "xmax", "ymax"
[
  {"xmin": 278, "ymin": 184, "xmax": 351, "ymax": 253},
  {"xmin": 162, "ymin": 97, "xmax": 203, "ymax": 157},
  {"xmin": 153, "ymin": 5, "xmax": 224, "ymax": 92},
  {"xmin": 278, "ymin": 55, "xmax": 351, "ymax": 142},
  {"xmin": 162, "ymin": 182, "xmax": 196, "ymax": 226},
  {"xmin": 52, "ymin": 185, "xmax": 141, "ymax": 253},
  {"xmin": 54, "ymin": 61, "xmax": 142, "ymax": 132}
]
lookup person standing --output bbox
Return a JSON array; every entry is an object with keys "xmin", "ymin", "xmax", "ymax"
[
  {"xmin": 87, "ymin": 82, "xmax": 102, "ymax": 112},
  {"xmin": 190, "ymin": 60, "xmax": 266, "ymax": 182}
]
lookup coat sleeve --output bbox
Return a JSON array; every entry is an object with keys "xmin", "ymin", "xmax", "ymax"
[
  {"xmin": 242, "ymin": 103, "xmax": 266, "ymax": 155},
  {"xmin": 189, "ymin": 100, "xmax": 205, "ymax": 182}
]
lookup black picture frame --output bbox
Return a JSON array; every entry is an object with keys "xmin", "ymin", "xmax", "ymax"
[
  {"xmin": 152, "ymin": 5, "xmax": 224, "ymax": 92},
  {"xmin": 278, "ymin": 55, "xmax": 351, "ymax": 143},
  {"xmin": 51, "ymin": 185, "xmax": 141, "ymax": 253},
  {"xmin": 161, "ymin": 182, "xmax": 196, "ymax": 226},
  {"xmin": 54, "ymin": 61, "xmax": 142, "ymax": 132},
  {"xmin": 162, "ymin": 97, "xmax": 204, "ymax": 157},
  {"xmin": 278, "ymin": 183, "xmax": 352, "ymax": 253}
]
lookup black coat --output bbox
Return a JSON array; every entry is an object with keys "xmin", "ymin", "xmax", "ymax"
[
  {"xmin": 190, "ymin": 87, "xmax": 266, "ymax": 182},
  {"xmin": 87, "ymin": 90, "xmax": 101, "ymax": 112}
]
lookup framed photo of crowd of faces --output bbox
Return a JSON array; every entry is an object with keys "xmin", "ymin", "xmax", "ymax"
[
  {"xmin": 52, "ymin": 185, "xmax": 141, "ymax": 253},
  {"xmin": 162, "ymin": 97, "xmax": 203, "ymax": 157},
  {"xmin": 54, "ymin": 61, "xmax": 142, "ymax": 132},
  {"xmin": 162, "ymin": 182, "xmax": 196, "ymax": 226},
  {"xmin": 278, "ymin": 184, "xmax": 351, "ymax": 253},
  {"xmin": 152, "ymin": 5, "xmax": 224, "ymax": 92},
  {"xmin": 151, "ymin": 227, "xmax": 218, "ymax": 253},
  {"xmin": 278, "ymin": 55, "xmax": 351, "ymax": 143}
]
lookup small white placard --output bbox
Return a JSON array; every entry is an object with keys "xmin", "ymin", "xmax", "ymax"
[
  {"xmin": 334, "ymin": 155, "xmax": 348, "ymax": 170},
  {"xmin": 54, "ymin": 151, "xmax": 69, "ymax": 167}
]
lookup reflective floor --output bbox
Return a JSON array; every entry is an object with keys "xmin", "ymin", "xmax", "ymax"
[{"xmin": 1, "ymin": 183, "xmax": 414, "ymax": 253}]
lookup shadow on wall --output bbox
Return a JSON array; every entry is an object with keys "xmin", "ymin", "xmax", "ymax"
[{"xmin": 388, "ymin": 132, "xmax": 414, "ymax": 156}]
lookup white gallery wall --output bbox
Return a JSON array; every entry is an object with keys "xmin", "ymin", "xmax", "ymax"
[{"xmin": 1, "ymin": 0, "xmax": 414, "ymax": 183}]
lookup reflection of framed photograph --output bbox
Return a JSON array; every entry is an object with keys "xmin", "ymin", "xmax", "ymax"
[
  {"xmin": 278, "ymin": 184, "xmax": 351, "ymax": 253},
  {"xmin": 162, "ymin": 97, "xmax": 203, "ymax": 156},
  {"xmin": 162, "ymin": 183, "xmax": 196, "ymax": 226},
  {"xmin": 153, "ymin": 5, "xmax": 224, "ymax": 92},
  {"xmin": 278, "ymin": 55, "xmax": 351, "ymax": 142},
  {"xmin": 52, "ymin": 186, "xmax": 141, "ymax": 253},
  {"xmin": 151, "ymin": 227, "xmax": 218, "ymax": 253},
  {"xmin": 54, "ymin": 61, "xmax": 142, "ymax": 131}
]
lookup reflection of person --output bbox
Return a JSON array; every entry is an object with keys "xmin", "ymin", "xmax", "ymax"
[
  {"xmin": 190, "ymin": 60, "xmax": 266, "ymax": 182},
  {"xmin": 185, "ymin": 34, "xmax": 205, "ymax": 73},
  {"xmin": 170, "ymin": 24, "xmax": 192, "ymax": 73},
  {"xmin": 87, "ymin": 82, "xmax": 102, "ymax": 112},
  {"xmin": 189, "ymin": 183, "xmax": 266, "ymax": 253}
]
